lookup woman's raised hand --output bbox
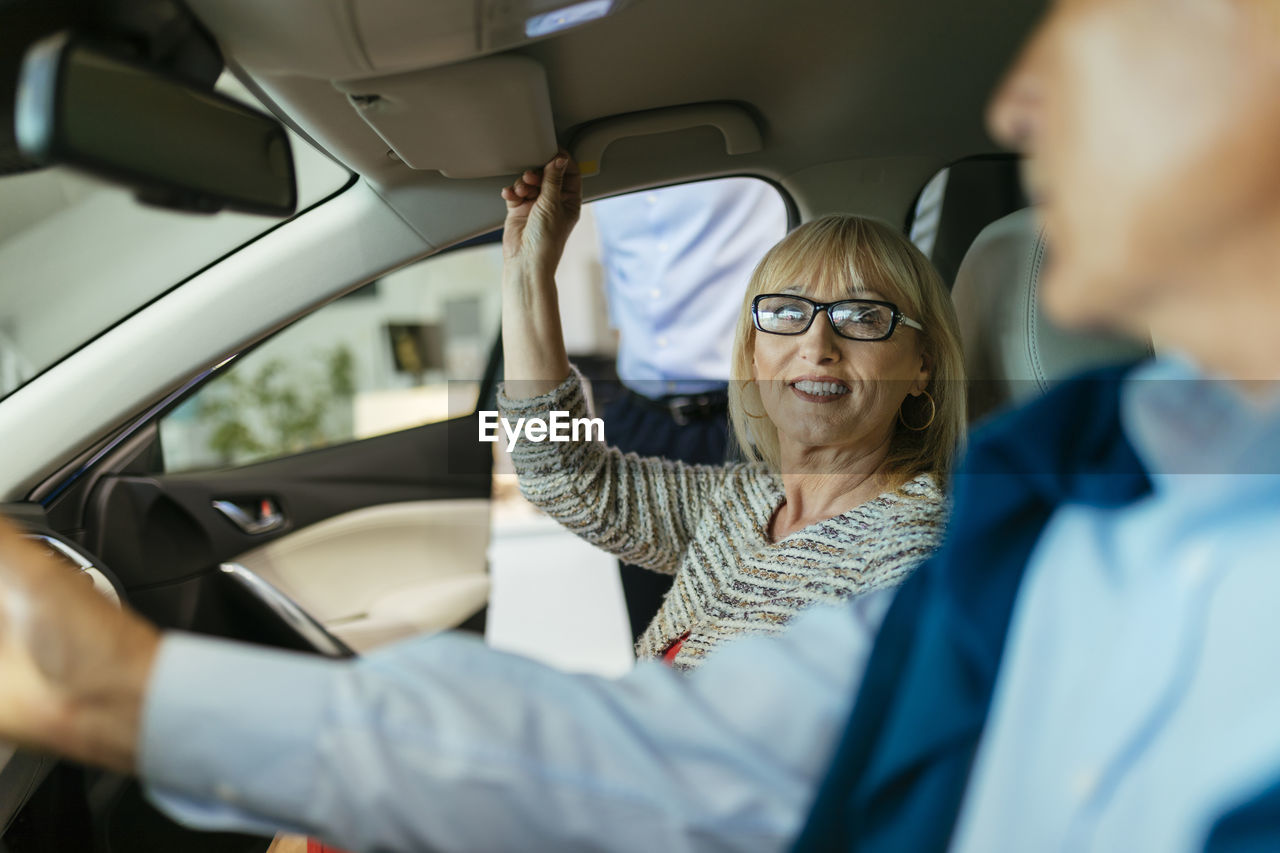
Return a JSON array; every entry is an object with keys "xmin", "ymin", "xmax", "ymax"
[
  {"xmin": 498, "ymin": 153, "xmax": 577, "ymax": 393},
  {"xmin": 501, "ymin": 153, "xmax": 582, "ymax": 276}
]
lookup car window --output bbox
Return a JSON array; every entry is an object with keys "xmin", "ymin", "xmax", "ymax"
[
  {"xmin": 159, "ymin": 239, "xmax": 504, "ymax": 472},
  {"xmin": 907, "ymin": 157, "xmax": 1027, "ymax": 288},
  {"xmin": 0, "ymin": 73, "xmax": 350, "ymax": 402},
  {"xmin": 158, "ymin": 175, "xmax": 788, "ymax": 476}
]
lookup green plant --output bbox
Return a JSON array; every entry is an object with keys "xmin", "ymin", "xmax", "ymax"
[{"xmin": 199, "ymin": 344, "xmax": 356, "ymax": 465}]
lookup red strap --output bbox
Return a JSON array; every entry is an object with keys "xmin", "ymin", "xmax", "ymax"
[
  {"xmin": 662, "ymin": 631, "xmax": 691, "ymax": 665},
  {"xmin": 308, "ymin": 841, "xmax": 352, "ymax": 853}
]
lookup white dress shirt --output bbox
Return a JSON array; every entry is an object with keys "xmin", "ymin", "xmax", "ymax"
[{"xmin": 593, "ymin": 178, "xmax": 787, "ymax": 396}]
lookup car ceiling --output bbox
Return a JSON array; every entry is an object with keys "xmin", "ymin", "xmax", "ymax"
[{"xmin": 183, "ymin": 0, "xmax": 1044, "ymax": 237}]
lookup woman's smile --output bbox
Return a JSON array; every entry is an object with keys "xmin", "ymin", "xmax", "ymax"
[{"xmin": 789, "ymin": 376, "xmax": 852, "ymax": 403}]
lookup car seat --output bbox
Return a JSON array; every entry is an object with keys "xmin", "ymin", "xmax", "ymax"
[{"xmin": 950, "ymin": 208, "xmax": 1153, "ymax": 423}]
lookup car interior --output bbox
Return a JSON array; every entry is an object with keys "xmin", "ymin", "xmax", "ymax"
[{"xmin": 0, "ymin": 0, "xmax": 1155, "ymax": 848}]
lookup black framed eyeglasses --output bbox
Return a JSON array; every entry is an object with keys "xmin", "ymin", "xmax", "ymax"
[{"xmin": 751, "ymin": 293, "xmax": 924, "ymax": 341}]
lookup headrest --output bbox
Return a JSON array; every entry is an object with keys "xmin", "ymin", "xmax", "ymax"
[{"xmin": 950, "ymin": 208, "xmax": 1152, "ymax": 422}]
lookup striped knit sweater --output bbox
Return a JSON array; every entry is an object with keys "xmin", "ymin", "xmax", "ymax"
[{"xmin": 497, "ymin": 369, "xmax": 947, "ymax": 671}]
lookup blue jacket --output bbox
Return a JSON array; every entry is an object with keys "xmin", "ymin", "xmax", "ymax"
[{"xmin": 794, "ymin": 365, "xmax": 1280, "ymax": 852}]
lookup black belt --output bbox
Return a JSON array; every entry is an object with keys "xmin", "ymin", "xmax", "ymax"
[{"xmin": 625, "ymin": 386, "xmax": 729, "ymax": 426}]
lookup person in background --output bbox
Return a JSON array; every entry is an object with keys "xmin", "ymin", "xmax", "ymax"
[{"xmin": 591, "ymin": 179, "xmax": 788, "ymax": 641}]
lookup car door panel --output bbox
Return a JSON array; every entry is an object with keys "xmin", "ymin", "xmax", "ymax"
[
  {"xmin": 232, "ymin": 498, "xmax": 491, "ymax": 652},
  {"xmin": 82, "ymin": 414, "xmax": 491, "ymax": 642}
]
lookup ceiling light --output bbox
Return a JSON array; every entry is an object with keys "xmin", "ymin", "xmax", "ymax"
[{"xmin": 525, "ymin": 0, "xmax": 614, "ymax": 38}]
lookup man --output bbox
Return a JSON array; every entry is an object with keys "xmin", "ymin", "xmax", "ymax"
[
  {"xmin": 2, "ymin": 1, "xmax": 1279, "ymax": 851},
  {"xmin": 591, "ymin": 179, "xmax": 787, "ymax": 641},
  {"xmin": 793, "ymin": 2, "xmax": 1280, "ymax": 849}
]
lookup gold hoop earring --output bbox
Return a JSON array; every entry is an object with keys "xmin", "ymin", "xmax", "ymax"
[{"xmin": 899, "ymin": 390, "xmax": 936, "ymax": 431}]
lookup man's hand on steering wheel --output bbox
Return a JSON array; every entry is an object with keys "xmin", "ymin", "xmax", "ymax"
[{"xmin": 0, "ymin": 517, "xmax": 158, "ymax": 773}]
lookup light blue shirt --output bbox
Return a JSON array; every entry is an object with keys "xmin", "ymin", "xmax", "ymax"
[
  {"xmin": 592, "ymin": 179, "xmax": 787, "ymax": 397},
  {"xmin": 951, "ymin": 355, "xmax": 1280, "ymax": 851},
  {"xmin": 140, "ymin": 588, "xmax": 893, "ymax": 852},
  {"xmin": 138, "ymin": 355, "xmax": 1280, "ymax": 851}
]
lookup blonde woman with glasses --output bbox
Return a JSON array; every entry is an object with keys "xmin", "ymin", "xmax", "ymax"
[{"xmin": 499, "ymin": 155, "xmax": 965, "ymax": 669}]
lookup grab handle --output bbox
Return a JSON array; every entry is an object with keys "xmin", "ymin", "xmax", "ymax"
[{"xmin": 572, "ymin": 103, "xmax": 763, "ymax": 177}]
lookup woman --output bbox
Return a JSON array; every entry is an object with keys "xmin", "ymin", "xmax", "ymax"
[{"xmin": 500, "ymin": 154, "xmax": 965, "ymax": 669}]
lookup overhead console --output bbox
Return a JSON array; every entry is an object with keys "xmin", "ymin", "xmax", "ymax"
[
  {"xmin": 354, "ymin": 0, "xmax": 639, "ymax": 73},
  {"xmin": 185, "ymin": 0, "xmax": 641, "ymax": 79}
]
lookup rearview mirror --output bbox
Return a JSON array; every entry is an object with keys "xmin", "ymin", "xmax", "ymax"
[{"xmin": 15, "ymin": 33, "xmax": 297, "ymax": 216}]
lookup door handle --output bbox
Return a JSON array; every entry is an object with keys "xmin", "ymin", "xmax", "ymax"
[{"xmin": 212, "ymin": 498, "xmax": 285, "ymax": 535}]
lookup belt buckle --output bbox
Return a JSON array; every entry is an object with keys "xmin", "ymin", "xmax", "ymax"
[{"xmin": 668, "ymin": 395, "xmax": 699, "ymax": 426}]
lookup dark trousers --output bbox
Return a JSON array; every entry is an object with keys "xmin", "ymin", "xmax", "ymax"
[{"xmin": 602, "ymin": 387, "xmax": 730, "ymax": 643}]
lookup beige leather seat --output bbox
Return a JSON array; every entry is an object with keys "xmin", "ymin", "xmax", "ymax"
[{"xmin": 950, "ymin": 208, "xmax": 1152, "ymax": 423}]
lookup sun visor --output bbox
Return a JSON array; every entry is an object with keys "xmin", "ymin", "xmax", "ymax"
[{"xmin": 335, "ymin": 55, "xmax": 556, "ymax": 179}]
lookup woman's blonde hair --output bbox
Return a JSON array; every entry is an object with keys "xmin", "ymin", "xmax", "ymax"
[{"xmin": 727, "ymin": 214, "xmax": 966, "ymax": 487}]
